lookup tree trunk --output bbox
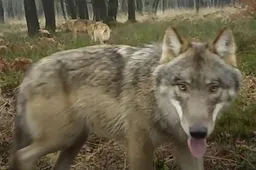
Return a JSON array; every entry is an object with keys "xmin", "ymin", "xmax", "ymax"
[
  {"xmin": 38, "ymin": 0, "xmax": 44, "ymax": 17},
  {"xmin": 7, "ymin": 0, "xmax": 15, "ymax": 18},
  {"xmin": 195, "ymin": 0, "xmax": 200, "ymax": 13},
  {"xmin": 60, "ymin": 0, "xmax": 67, "ymax": 20},
  {"xmin": 84, "ymin": 1, "xmax": 89, "ymax": 20},
  {"xmin": 55, "ymin": 1, "xmax": 61, "ymax": 16},
  {"xmin": 128, "ymin": 0, "xmax": 136, "ymax": 22},
  {"xmin": 152, "ymin": 0, "xmax": 160, "ymax": 14},
  {"xmin": 66, "ymin": 0, "xmax": 77, "ymax": 19},
  {"xmin": 75, "ymin": 0, "xmax": 88, "ymax": 19},
  {"xmin": 176, "ymin": 0, "xmax": 180, "ymax": 8},
  {"xmin": 65, "ymin": 1, "xmax": 71, "ymax": 17},
  {"xmin": 14, "ymin": 0, "xmax": 24, "ymax": 19},
  {"xmin": 42, "ymin": 0, "xmax": 56, "ymax": 33},
  {"xmin": 91, "ymin": 0, "xmax": 97, "ymax": 20},
  {"xmin": 92, "ymin": 0, "xmax": 107, "ymax": 21},
  {"xmin": 120, "ymin": 0, "xmax": 127, "ymax": 13},
  {"xmin": 136, "ymin": 0, "xmax": 143, "ymax": 13},
  {"xmin": 0, "ymin": 0, "xmax": 3, "ymax": 23},
  {"xmin": 107, "ymin": 0, "xmax": 118, "ymax": 22},
  {"xmin": 162, "ymin": 0, "xmax": 167, "ymax": 12},
  {"xmin": 24, "ymin": 0, "xmax": 40, "ymax": 36}
]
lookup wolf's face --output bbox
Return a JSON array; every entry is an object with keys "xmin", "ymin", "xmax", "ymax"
[
  {"xmin": 101, "ymin": 26, "xmax": 111, "ymax": 42},
  {"xmin": 155, "ymin": 27, "xmax": 242, "ymax": 158}
]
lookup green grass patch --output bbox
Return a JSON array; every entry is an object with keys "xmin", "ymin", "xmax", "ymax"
[{"xmin": 214, "ymin": 99, "xmax": 256, "ymax": 141}]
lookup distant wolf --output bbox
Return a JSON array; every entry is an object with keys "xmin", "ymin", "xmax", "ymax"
[
  {"xmin": 9, "ymin": 26, "xmax": 242, "ymax": 170},
  {"xmin": 88, "ymin": 21, "xmax": 111, "ymax": 44},
  {"xmin": 57, "ymin": 19, "xmax": 111, "ymax": 44}
]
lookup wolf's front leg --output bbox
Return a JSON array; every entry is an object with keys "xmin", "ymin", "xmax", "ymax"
[
  {"xmin": 173, "ymin": 143, "xmax": 204, "ymax": 170},
  {"xmin": 126, "ymin": 132, "xmax": 154, "ymax": 170}
]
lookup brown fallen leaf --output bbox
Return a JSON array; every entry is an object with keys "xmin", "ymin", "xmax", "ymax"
[
  {"xmin": 0, "ymin": 45, "xmax": 8, "ymax": 55},
  {"xmin": 9, "ymin": 57, "xmax": 33, "ymax": 72},
  {"xmin": 0, "ymin": 58, "xmax": 9, "ymax": 72}
]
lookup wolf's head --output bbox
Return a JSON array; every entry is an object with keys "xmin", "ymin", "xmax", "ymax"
[
  {"xmin": 93, "ymin": 23, "xmax": 111, "ymax": 43},
  {"xmin": 101, "ymin": 25, "xmax": 111, "ymax": 43},
  {"xmin": 155, "ymin": 27, "xmax": 242, "ymax": 158}
]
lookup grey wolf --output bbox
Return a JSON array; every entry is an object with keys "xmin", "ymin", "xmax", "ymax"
[
  {"xmin": 9, "ymin": 26, "xmax": 242, "ymax": 170},
  {"xmin": 57, "ymin": 19, "xmax": 93, "ymax": 32},
  {"xmin": 88, "ymin": 21, "xmax": 111, "ymax": 44},
  {"xmin": 57, "ymin": 19, "xmax": 111, "ymax": 44}
]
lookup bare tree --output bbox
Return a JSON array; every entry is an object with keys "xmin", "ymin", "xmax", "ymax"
[
  {"xmin": 176, "ymin": 0, "xmax": 180, "ymax": 8},
  {"xmin": 136, "ymin": 0, "xmax": 143, "ymax": 13},
  {"xmin": 92, "ymin": 0, "xmax": 107, "ymax": 21},
  {"xmin": 75, "ymin": 0, "xmax": 88, "ymax": 19},
  {"xmin": 120, "ymin": 0, "xmax": 127, "ymax": 13},
  {"xmin": 152, "ymin": 0, "xmax": 160, "ymax": 13},
  {"xmin": 42, "ymin": 0, "xmax": 56, "ymax": 33},
  {"xmin": 0, "ymin": 0, "xmax": 3, "ymax": 23},
  {"xmin": 13, "ymin": 0, "xmax": 24, "ymax": 19},
  {"xmin": 24, "ymin": 0, "xmax": 40, "ymax": 36},
  {"xmin": 66, "ymin": 0, "xmax": 77, "ymax": 19},
  {"xmin": 7, "ymin": 0, "xmax": 14, "ymax": 18},
  {"xmin": 84, "ymin": 1, "xmax": 89, "ymax": 20},
  {"xmin": 55, "ymin": 0, "xmax": 62, "ymax": 16},
  {"xmin": 60, "ymin": 0, "xmax": 67, "ymax": 20},
  {"xmin": 37, "ymin": 0, "xmax": 44, "ymax": 17},
  {"xmin": 162, "ymin": 0, "xmax": 167, "ymax": 12},
  {"xmin": 195, "ymin": 0, "xmax": 200, "ymax": 13},
  {"xmin": 108, "ymin": 0, "xmax": 118, "ymax": 22},
  {"xmin": 128, "ymin": 0, "xmax": 136, "ymax": 22}
]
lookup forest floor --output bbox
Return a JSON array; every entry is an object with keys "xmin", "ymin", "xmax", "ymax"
[{"xmin": 0, "ymin": 6, "xmax": 256, "ymax": 170}]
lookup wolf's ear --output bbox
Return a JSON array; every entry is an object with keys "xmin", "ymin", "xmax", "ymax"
[
  {"xmin": 213, "ymin": 27, "xmax": 237, "ymax": 67},
  {"xmin": 160, "ymin": 27, "xmax": 183, "ymax": 64}
]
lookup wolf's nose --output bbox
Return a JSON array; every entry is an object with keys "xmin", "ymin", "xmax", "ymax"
[{"xmin": 189, "ymin": 125, "xmax": 207, "ymax": 139}]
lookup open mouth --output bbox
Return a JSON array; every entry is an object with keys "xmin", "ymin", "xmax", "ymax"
[{"xmin": 187, "ymin": 137, "xmax": 207, "ymax": 158}]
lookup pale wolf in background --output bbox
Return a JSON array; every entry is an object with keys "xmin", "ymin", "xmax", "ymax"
[
  {"xmin": 58, "ymin": 19, "xmax": 111, "ymax": 44},
  {"xmin": 9, "ymin": 26, "xmax": 242, "ymax": 170},
  {"xmin": 89, "ymin": 21, "xmax": 111, "ymax": 44}
]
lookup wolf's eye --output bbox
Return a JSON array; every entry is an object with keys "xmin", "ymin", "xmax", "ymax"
[
  {"xmin": 209, "ymin": 85, "xmax": 220, "ymax": 93},
  {"xmin": 178, "ymin": 84, "xmax": 188, "ymax": 92}
]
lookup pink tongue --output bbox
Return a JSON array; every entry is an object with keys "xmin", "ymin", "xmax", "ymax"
[{"xmin": 187, "ymin": 137, "xmax": 207, "ymax": 158}]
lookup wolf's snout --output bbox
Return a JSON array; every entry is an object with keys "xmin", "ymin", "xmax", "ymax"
[{"xmin": 189, "ymin": 125, "xmax": 207, "ymax": 139}]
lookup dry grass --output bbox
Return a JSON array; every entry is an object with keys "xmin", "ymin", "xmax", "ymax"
[
  {"xmin": 117, "ymin": 6, "xmax": 253, "ymax": 23},
  {"xmin": 0, "ymin": 6, "xmax": 256, "ymax": 170},
  {"xmin": 241, "ymin": 0, "xmax": 256, "ymax": 12}
]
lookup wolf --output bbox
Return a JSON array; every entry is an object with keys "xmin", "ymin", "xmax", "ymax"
[
  {"xmin": 57, "ymin": 19, "xmax": 94, "ymax": 32},
  {"xmin": 57, "ymin": 19, "xmax": 77, "ymax": 32},
  {"xmin": 9, "ymin": 26, "xmax": 242, "ymax": 170},
  {"xmin": 57, "ymin": 19, "xmax": 111, "ymax": 44},
  {"xmin": 87, "ymin": 21, "xmax": 111, "ymax": 44}
]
